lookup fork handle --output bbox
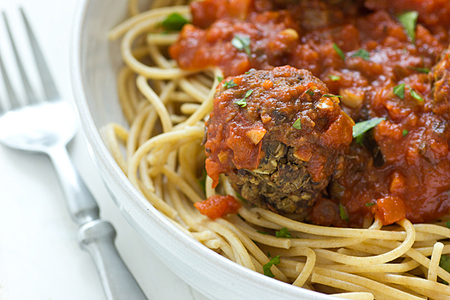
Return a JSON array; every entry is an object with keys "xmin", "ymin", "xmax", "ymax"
[
  {"xmin": 78, "ymin": 220, "xmax": 147, "ymax": 300},
  {"xmin": 47, "ymin": 145, "xmax": 99, "ymax": 225},
  {"xmin": 46, "ymin": 145, "xmax": 147, "ymax": 300}
]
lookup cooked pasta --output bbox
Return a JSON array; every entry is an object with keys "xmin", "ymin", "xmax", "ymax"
[{"xmin": 106, "ymin": 1, "xmax": 450, "ymax": 299}]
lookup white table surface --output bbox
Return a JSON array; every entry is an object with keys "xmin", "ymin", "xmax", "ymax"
[{"xmin": 0, "ymin": 1, "xmax": 208, "ymax": 299}]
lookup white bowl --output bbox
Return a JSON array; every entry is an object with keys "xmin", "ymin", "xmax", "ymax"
[{"xmin": 71, "ymin": 1, "xmax": 332, "ymax": 299}]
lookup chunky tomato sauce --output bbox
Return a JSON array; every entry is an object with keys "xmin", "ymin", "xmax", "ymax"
[{"xmin": 171, "ymin": 0, "xmax": 450, "ymax": 226}]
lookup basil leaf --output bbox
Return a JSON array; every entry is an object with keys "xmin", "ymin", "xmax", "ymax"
[
  {"xmin": 339, "ymin": 203, "xmax": 348, "ymax": 222},
  {"xmin": 161, "ymin": 13, "xmax": 189, "ymax": 31},
  {"xmin": 328, "ymin": 75, "xmax": 341, "ymax": 81},
  {"xmin": 398, "ymin": 11, "xmax": 419, "ymax": 43},
  {"xmin": 393, "ymin": 83, "xmax": 405, "ymax": 99},
  {"xmin": 409, "ymin": 86, "xmax": 424, "ymax": 101},
  {"xmin": 223, "ymin": 80, "xmax": 238, "ymax": 89},
  {"xmin": 292, "ymin": 117, "xmax": 302, "ymax": 129},
  {"xmin": 353, "ymin": 117, "xmax": 386, "ymax": 139},
  {"xmin": 333, "ymin": 43, "xmax": 345, "ymax": 61},
  {"xmin": 232, "ymin": 34, "xmax": 251, "ymax": 57},
  {"xmin": 351, "ymin": 49, "xmax": 370, "ymax": 61},
  {"xmin": 275, "ymin": 227, "xmax": 293, "ymax": 238},
  {"xmin": 402, "ymin": 129, "xmax": 409, "ymax": 137},
  {"xmin": 263, "ymin": 255, "xmax": 280, "ymax": 278},
  {"xmin": 408, "ymin": 66, "xmax": 430, "ymax": 74}
]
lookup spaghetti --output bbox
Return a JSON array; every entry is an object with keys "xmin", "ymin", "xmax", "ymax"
[{"xmin": 107, "ymin": 0, "xmax": 450, "ymax": 299}]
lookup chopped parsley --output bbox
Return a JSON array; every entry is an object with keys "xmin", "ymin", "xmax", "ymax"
[
  {"xmin": 235, "ymin": 89, "xmax": 253, "ymax": 107},
  {"xmin": 402, "ymin": 129, "xmax": 409, "ymax": 137},
  {"xmin": 409, "ymin": 86, "xmax": 424, "ymax": 101},
  {"xmin": 398, "ymin": 11, "xmax": 419, "ymax": 43},
  {"xmin": 408, "ymin": 66, "xmax": 430, "ymax": 74},
  {"xmin": 333, "ymin": 43, "xmax": 345, "ymax": 61},
  {"xmin": 393, "ymin": 83, "xmax": 406, "ymax": 99},
  {"xmin": 161, "ymin": 13, "xmax": 189, "ymax": 31},
  {"xmin": 323, "ymin": 94, "xmax": 342, "ymax": 98},
  {"xmin": 257, "ymin": 231, "xmax": 269, "ymax": 235},
  {"xmin": 306, "ymin": 89, "xmax": 315, "ymax": 96},
  {"xmin": 365, "ymin": 202, "xmax": 376, "ymax": 207},
  {"xmin": 231, "ymin": 34, "xmax": 251, "ymax": 57},
  {"xmin": 292, "ymin": 117, "xmax": 302, "ymax": 129},
  {"xmin": 339, "ymin": 203, "xmax": 348, "ymax": 222},
  {"xmin": 351, "ymin": 49, "xmax": 370, "ymax": 61},
  {"xmin": 216, "ymin": 76, "xmax": 224, "ymax": 82},
  {"xmin": 275, "ymin": 227, "xmax": 294, "ymax": 238},
  {"xmin": 263, "ymin": 255, "xmax": 280, "ymax": 278},
  {"xmin": 267, "ymin": 251, "xmax": 271, "ymax": 258},
  {"xmin": 353, "ymin": 117, "xmax": 386, "ymax": 140},
  {"xmin": 446, "ymin": 220, "xmax": 450, "ymax": 229},
  {"xmin": 223, "ymin": 80, "xmax": 238, "ymax": 89},
  {"xmin": 328, "ymin": 75, "xmax": 341, "ymax": 81}
]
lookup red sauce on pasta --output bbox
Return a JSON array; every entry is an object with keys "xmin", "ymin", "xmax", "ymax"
[{"xmin": 171, "ymin": 0, "xmax": 450, "ymax": 226}]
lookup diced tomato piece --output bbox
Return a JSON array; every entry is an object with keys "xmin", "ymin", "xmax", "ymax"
[
  {"xmin": 375, "ymin": 196, "xmax": 406, "ymax": 225},
  {"xmin": 194, "ymin": 195, "xmax": 241, "ymax": 219}
]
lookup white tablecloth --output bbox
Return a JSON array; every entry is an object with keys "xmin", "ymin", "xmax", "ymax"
[{"xmin": 0, "ymin": 1, "xmax": 207, "ymax": 299}]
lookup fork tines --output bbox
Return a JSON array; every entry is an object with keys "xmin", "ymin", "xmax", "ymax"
[{"xmin": 0, "ymin": 8, "xmax": 60, "ymax": 112}]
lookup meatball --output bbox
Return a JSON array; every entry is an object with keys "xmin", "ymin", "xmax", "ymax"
[{"xmin": 204, "ymin": 66, "xmax": 354, "ymax": 214}]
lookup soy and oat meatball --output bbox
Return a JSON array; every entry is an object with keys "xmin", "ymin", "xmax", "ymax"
[{"xmin": 204, "ymin": 66, "xmax": 354, "ymax": 214}]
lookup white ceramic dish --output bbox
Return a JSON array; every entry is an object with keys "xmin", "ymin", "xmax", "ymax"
[{"xmin": 71, "ymin": 1, "xmax": 333, "ymax": 299}]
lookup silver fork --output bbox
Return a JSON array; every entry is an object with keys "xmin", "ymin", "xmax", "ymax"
[{"xmin": 0, "ymin": 8, "xmax": 147, "ymax": 300}]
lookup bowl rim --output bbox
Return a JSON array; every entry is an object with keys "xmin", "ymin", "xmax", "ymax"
[{"xmin": 70, "ymin": 1, "xmax": 334, "ymax": 299}]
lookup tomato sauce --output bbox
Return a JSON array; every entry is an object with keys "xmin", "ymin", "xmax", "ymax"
[{"xmin": 171, "ymin": 0, "xmax": 450, "ymax": 226}]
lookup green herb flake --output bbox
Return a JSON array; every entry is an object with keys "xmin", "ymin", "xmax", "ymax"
[
  {"xmin": 328, "ymin": 75, "xmax": 341, "ymax": 81},
  {"xmin": 351, "ymin": 49, "xmax": 370, "ymax": 61},
  {"xmin": 231, "ymin": 34, "xmax": 251, "ymax": 57},
  {"xmin": 217, "ymin": 76, "xmax": 223, "ymax": 82},
  {"xmin": 275, "ymin": 227, "xmax": 293, "ymax": 239},
  {"xmin": 292, "ymin": 117, "xmax": 302, "ymax": 130},
  {"xmin": 353, "ymin": 117, "xmax": 386, "ymax": 139},
  {"xmin": 306, "ymin": 89, "xmax": 314, "ymax": 96},
  {"xmin": 235, "ymin": 89, "xmax": 253, "ymax": 107},
  {"xmin": 235, "ymin": 192, "xmax": 247, "ymax": 203},
  {"xmin": 257, "ymin": 231, "xmax": 269, "ymax": 235},
  {"xmin": 333, "ymin": 43, "xmax": 345, "ymax": 61},
  {"xmin": 267, "ymin": 251, "xmax": 271, "ymax": 258},
  {"xmin": 408, "ymin": 66, "xmax": 430, "ymax": 74},
  {"xmin": 339, "ymin": 203, "xmax": 349, "ymax": 222},
  {"xmin": 409, "ymin": 86, "xmax": 424, "ymax": 101},
  {"xmin": 263, "ymin": 255, "xmax": 280, "ymax": 278},
  {"xmin": 223, "ymin": 80, "xmax": 238, "ymax": 89},
  {"xmin": 440, "ymin": 255, "xmax": 450, "ymax": 285},
  {"xmin": 398, "ymin": 11, "xmax": 419, "ymax": 43},
  {"xmin": 402, "ymin": 129, "xmax": 409, "ymax": 137},
  {"xmin": 365, "ymin": 202, "xmax": 376, "ymax": 207},
  {"xmin": 323, "ymin": 94, "xmax": 342, "ymax": 98},
  {"xmin": 393, "ymin": 83, "xmax": 405, "ymax": 99},
  {"xmin": 446, "ymin": 220, "xmax": 450, "ymax": 229},
  {"xmin": 161, "ymin": 13, "xmax": 189, "ymax": 31},
  {"xmin": 197, "ymin": 169, "xmax": 207, "ymax": 195}
]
